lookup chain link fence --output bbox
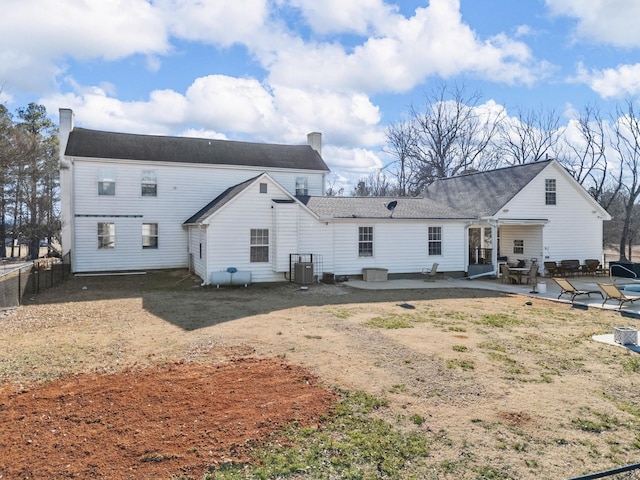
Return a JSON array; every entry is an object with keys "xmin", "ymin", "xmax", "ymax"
[{"xmin": 0, "ymin": 258, "xmax": 70, "ymax": 309}]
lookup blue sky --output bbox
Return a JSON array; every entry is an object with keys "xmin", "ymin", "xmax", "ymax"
[{"xmin": 2, "ymin": 0, "xmax": 640, "ymax": 190}]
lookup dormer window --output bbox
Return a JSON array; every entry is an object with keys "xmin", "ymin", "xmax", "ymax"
[{"xmin": 545, "ymin": 179, "xmax": 556, "ymax": 205}]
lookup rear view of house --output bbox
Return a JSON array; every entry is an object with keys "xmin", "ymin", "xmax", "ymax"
[{"xmin": 58, "ymin": 109, "xmax": 611, "ymax": 284}]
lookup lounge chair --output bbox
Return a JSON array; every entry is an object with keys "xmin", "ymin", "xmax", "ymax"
[
  {"xmin": 422, "ymin": 262, "xmax": 439, "ymax": 282},
  {"xmin": 598, "ymin": 283, "xmax": 640, "ymax": 310},
  {"xmin": 552, "ymin": 278, "xmax": 603, "ymax": 302}
]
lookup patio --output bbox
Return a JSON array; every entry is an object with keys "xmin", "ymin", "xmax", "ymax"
[{"xmin": 346, "ymin": 274, "xmax": 640, "ymax": 318}]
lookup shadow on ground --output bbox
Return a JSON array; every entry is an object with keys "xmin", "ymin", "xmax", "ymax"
[{"xmin": 23, "ymin": 269, "xmax": 514, "ymax": 331}]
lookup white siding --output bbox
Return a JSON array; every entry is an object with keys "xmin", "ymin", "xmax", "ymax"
[
  {"xmin": 499, "ymin": 226, "xmax": 543, "ymax": 264},
  {"xmin": 205, "ymin": 177, "xmax": 294, "ymax": 283},
  {"xmin": 70, "ymin": 159, "xmax": 325, "ymax": 272},
  {"xmin": 503, "ymin": 163, "xmax": 605, "ymax": 263},
  {"xmin": 272, "ymin": 202, "xmax": 299, "ymax": 272},
  {"xmin": 331, "ymin": 221, "xmax": 466, "ymax": 275}
]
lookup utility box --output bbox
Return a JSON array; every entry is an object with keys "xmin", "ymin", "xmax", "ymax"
[{"xmin": 294, "ymin": 262, "xmax": 314, "ymax": 284}]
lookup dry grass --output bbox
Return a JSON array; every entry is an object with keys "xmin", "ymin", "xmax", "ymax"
[{"xmin": 2, "ymin": 269, "xmax": 640, "ymax": 479}]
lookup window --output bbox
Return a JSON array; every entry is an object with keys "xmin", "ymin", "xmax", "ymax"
[
  {"xmin": 428, "ymin": 226, "xmax": 442, "ymax": 255},
  {"xmin": 98, "ymin": 222, "xmax": 115, "ymax": 249},
  {"xmin": 98, "ymin": 168, "xmax": 115, "ymax": 196},
  {"xmin": 358, "ymin": 226, "xmax": 373, "ymax": 257},
  {"xmin": 141, "ymin": 170, "xmax": 157, "ymax": 197},
  {"xmin": 545, "ymin": 179, "xmax": 556, "ymax": 205},
  {"xmin": 142, "ymin": 223, "xmax": 158, "ymax": 249},
  {"xmin": 259, "ymin": 183, "xmax": 268, "ymax": 193},
  {"xmin": 295, "ymin": 177, "xmax": 308, "ymax": 196},
  {"xmin": 250, "ymin": 229, "xmax": 269, "ymax": 262},
  {"xmin": 513, "ymin": 239, "xmax": 524, "ymax": 254}
]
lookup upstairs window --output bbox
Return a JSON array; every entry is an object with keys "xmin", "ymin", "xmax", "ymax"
[
  {"xmin": 295, "ymin": 177, "xmax": 308, "ymax": 196},
  {"xmin": 259, "ymin": 183, "xmax": 268, "ymax": 193},
  {"xmin": 428, "ymin": 226, "xmax": 442, "ymax": 255},
  {"xmin": 142, "ymin": 223, "xmax": 158, "ymax": 249},
  {"xmin": 545, "ymin": 179, "xmax": 556, "ymax": 205},
  {"xmin": 98, "ymin": 168, "xmax": 115, "ymax": 196},
  {"xmin": 98, "ymin": 222, "xmax": 115, "ymax": 249},
  {"xmin": 250, "ymin": 229, "xmax": 269, "ymax": 262},
  {"xmin": 141, "ymin": 170, "xmax": 157, "ymax": 197},
  {"xmin": 358, "ymin": 226, "xmax": 373, "ymax": 257}
]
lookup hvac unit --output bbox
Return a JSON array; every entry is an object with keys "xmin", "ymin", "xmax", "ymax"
[{"xmin": 294, "ymin": 262, "xmax": 314, "ymax": 284}]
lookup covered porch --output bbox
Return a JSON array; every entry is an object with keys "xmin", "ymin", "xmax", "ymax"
[{"xmin": 466, "ymin": 219, "xmax": 547, "ymax": 279}]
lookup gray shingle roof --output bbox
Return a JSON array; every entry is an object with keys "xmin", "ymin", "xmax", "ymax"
[
  {"xmin": 184, "ymin": 176, "xmax": 259, "ymax": 224},
  {"xmin": 65, "ymin": 128, "xmax": 330, "ymax": 171},
  {"xmin": 423, "ymin": 160, "xmax": 552, "ymax": 216},
  {"xmin": 299, "ymin": 196, "xmax": 472, "ymax": 220}
]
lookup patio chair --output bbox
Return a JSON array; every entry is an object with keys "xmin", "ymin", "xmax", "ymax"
[
  {"xmin": 544, "ymin": 261, "xmax": 561, "ymax": 277},
  {"xmin": 552, "ymin": 277, "xmax": 603, "ymax": 302},
  {"xmin": 500, "ymin": 264, "xmax": 518, "ymax": 284},
  {"xmin": 560, "ymin": 259, "xmax": 581, "ymax": 276},
  {"xmin": 422, "ymin": 262, "xmax": 439, "ymax": 282},
  {"xmin": 598, "ymin": 283, "xmax": 640, "ymax": 310}
]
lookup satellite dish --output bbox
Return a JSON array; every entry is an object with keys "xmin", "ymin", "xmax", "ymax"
[{"xmin": 385, "ymin": 200, "xmax": 398, "ymax": 217}]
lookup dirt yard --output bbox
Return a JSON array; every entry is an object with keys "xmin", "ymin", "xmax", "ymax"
[{"xmin": 1, "ymin": 269, "xmax": 639, "ymax": 479}]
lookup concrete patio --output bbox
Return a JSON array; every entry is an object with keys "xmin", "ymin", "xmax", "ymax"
[{"xmin": 346, "ymin": 273, "xmax": 640, "ymax": 318}]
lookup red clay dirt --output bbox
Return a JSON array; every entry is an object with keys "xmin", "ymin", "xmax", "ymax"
[{"xmin": 0, "ymin": 358, "xmax": 336, "ymax": 479}]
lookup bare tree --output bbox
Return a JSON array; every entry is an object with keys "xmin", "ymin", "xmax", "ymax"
[
  {"xmin": 388, "ymin": 82, "xmax": 502, "ymax": 192},
  {"xmin": 560, "ymin": 105, "xmax": 621, "ymax": 210},
  {"xmin": 498, "ymin": 105, "xmax": 561, "ymax": 165},
  {"xmin": 384, "ymin": 118, "xmax": 417, "ymax": 196},
  {"xmin": 351, "ymin": 171, "xmax": 395, "ymax": 197},
  {"xmin": 610, "ymin": 100, "xmax": 640, "ymax": 261}
]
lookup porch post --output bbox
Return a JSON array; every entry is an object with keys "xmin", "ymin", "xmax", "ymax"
[{"xmin": 491, "ymin": 222, "xmax": 498, "ymax": 275}]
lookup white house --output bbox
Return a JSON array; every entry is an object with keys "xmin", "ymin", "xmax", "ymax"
[{"xmin": 58, "ymin": 108, "xmax": 611, "ymax": 284}]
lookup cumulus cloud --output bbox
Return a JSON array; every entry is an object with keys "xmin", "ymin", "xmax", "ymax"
[
  {"xmin": 546, "ymin": 0, "xmax": 640, "ymax": 47},
  {"xmin": 573, "ymin": 62, "xmax": 640, "ymax": 98},
  {"xmin": 264, "ymin": 0, "xmax": 545, "ymax": 94}
]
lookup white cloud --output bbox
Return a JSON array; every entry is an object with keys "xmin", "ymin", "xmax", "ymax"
[
  {"xmin": 546, "ymin": 0, "xmax": 640, "ymax": 47},
  {"xmin": 573, "ymin": 62, "xmax": 640, "ymax": 98},
  {"xmin": 289, "ymin": 0, "xmax": 400, "ymax": 35},
  {"xmin": 264, "ymin": 0, "xmax": 545, "ymax": 94},
  {"xmin": 0, "ymin": 0, "xmax": 169, "ymax": 94},
  {"xmin": 156, "ymin": 0, "xmax": 269, "ymax": 46}
]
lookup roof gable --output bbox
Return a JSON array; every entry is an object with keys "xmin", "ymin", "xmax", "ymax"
[
  {"xmin": 65, "ymin": 128, "xmax": 330, "ymax": 172},
  {"xmin": 423, "ymin": 160, "xmax": 552, "ymax": 216}
]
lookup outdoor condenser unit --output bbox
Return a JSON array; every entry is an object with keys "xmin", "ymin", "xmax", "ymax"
[{"xmin": 294, "ymin": 262, "xmax": 314, "ymax": 284}]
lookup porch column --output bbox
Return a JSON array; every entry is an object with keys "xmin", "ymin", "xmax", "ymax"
[{"xmin": 491, "ymin": 222, "xmax": 498, "ymax": 275}]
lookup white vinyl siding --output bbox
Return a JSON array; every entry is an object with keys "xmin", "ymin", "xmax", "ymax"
[
  {"xmin": 502, "ymin": 162, "xmax": 604, "ymax": 262},
  {"xmin": 70, "ymin": 161, "xmax": 325, "ymax": 273},
  {"xmin": 272, "ymin": 202, "xmax": 299, "ymax": 272},
  {"xmin": 331, "ymin": 222, "xmax": 465, "ymax": 276}
]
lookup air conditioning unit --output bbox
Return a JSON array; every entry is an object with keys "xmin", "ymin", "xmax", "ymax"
[{"xmin": 294, "ymin": 262, "xmax": 314, "ymax": 284}]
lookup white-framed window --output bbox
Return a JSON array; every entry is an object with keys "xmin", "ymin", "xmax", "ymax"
[
  {"xmin": 545, "ymin": 179, "xmax": 556, "ymax": 205},
  {"xmin": 98, "ymin": 168, "xmax": 115, "ymax": 196},
  {"xmin": 142, "ymin": 223, "xmax": 158, "ymax": 249},
  {"xmin": 514, "ymin": 239, "xmax": 524, "ymax": 254},
  {"xmin": 428, "ymin": 226, "xmax": 442, "ymax": 255},
  {"xmin": 358, "ymin": 226, "xmax": 373, "ymax": 257},
  {"xmin": 295, "ymin": 177, "xmax": 308, "ymax": 196},
  {"xmin": 259, "ymin": 182, "xmax": 268, "ymax": 194},
  {"xmin": 98, "ymin": 222, "xmax": 115, "ymax": 249},
  {"xmin": 141, "ymin": 170, "xmax": 157, "ymax": 197},
  {"xmin": 250, "ymin": 229, "xmax": 269, "ymax": 262}
]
